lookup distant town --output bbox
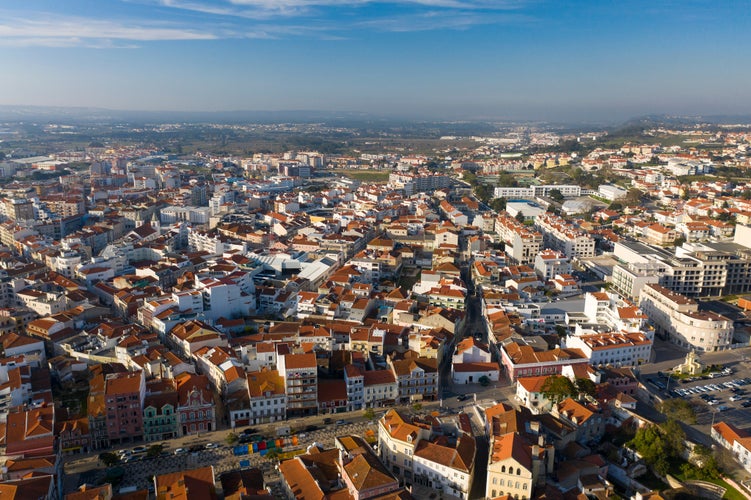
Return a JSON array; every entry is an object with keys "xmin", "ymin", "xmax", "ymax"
[{"xmin": 1, "ymin": 117, "xmax": 751, "ymax": 499}]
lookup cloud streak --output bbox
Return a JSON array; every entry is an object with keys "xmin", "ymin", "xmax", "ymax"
[
  {"xmin": 0, "ymin": 14, "xmax": 218, "ymax": 47},
  {"xmin": 0, "ymin": 0, "xmax": 534, "ymax": 47}
]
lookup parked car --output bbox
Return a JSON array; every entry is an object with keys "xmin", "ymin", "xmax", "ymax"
[
  {"xmin": 717, "ymin": 405, "xmax": 731, "ymax": 412},
  {"xmin": 205, "ymin": 442, "xmax": 219, "ymax": 449},
  {"xmin": 741, "ymin": 400, "xmax": 751, "ymax": 408},
  {"xmin": 173, "ymin": 448, "xmax": 187, "ymax": 455},
  {"xmin": 730, "ymin": 395, "xmax": 743, "ymax": 402},
  {"xmin": 335, "ymin": 420, "xmax": 346, "ymax": 425},
  {"xmin": 132, "ymin": 446, "xmax": 147, "ymax": 454}
]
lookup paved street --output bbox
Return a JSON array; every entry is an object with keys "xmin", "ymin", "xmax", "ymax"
[{"xmin": 64, "ymin": 419, "xmax": 379, "ymax": 495}]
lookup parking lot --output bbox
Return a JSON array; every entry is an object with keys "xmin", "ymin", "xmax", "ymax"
[
  {"xmin": 65, "ymin": 419, "xmax": 378, "ymax": 495},
  {"xmin": 645, "ymin": 370, "xmax": 751, "ymax": 430}
]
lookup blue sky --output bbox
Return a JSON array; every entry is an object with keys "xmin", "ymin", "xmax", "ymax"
[{"xmin": 0, "ymin": 0, "xmax": 749, "ymax": 121}]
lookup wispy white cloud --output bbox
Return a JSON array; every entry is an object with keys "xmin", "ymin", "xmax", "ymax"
[
  {"xmin": 153, "ymin": 0, "xmax": 530, "ymax": 20},
  {"xmin": 0, "ymin": 14, "xmax": 218, "ymax": 47},
  {"xmin": 0, "ymin": 0, "xmax": 534, "ymax": 48},
  {"xmin": 356, "ymin": 10, "xmax": 529, "ymax": 32}
]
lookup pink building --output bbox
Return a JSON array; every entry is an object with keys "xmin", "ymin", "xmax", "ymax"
[{"xmin": 105, "ymin": 371, "xmax": 145, "ymax": 444}]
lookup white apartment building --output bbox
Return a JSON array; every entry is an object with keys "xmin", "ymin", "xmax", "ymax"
[
  {"xmin": 534, "ymin": 212, "xmax": 595, "ymax": 259},
  {"xmin": 245, "ymin": 368, "xmax": 287, "ymax": 425},
  {"xmin": 534, "ymin": 249, "xmax": 572, "ymax": 280},
  {"xmin": 278, "ymin": 352, "xmax": 318, "ymax": 417},
  {"xmin": 493, "ymin": 184, "xmax": 581, "ymax": 200},
  {"xmin": 378, "ymin": 409, "xmax": 475, "ymax": 496},
  {"xmin": 639, "ymin": 283, "xmax": 734, "ymax": 352},
  {"xmin": 388, "ymin": 172, "xmax": 451, "ymax": 196},
  {"xmin": 495, "ymin": 214, "xmax": 542, "ymax": 265},
  {"xmin": 565, "ymin": 331, "xmax": 652, "ymax": 367},
  {"xmin": 613, "ymin": 238, "xmax": 751, "ymax": 298},
  {"xmin": 363, "ymin": 370, "xmax": 398, "ymax": 408},
  {"xmin": 582, "ymin": 291, "xmax": 648, "ymax": 335},
  {"xmin": 597, "ymin": 184, "xmax": 627, "ymax": 201},
  {"xmin": 344, "ymin": 365, "xmax": 365, "ymax": 411},
  {"xmin": 413, "ymin": 434, "xmax": 475, "ymax": 500}
]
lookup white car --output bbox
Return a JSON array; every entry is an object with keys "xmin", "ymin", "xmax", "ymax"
[
  {"xmin": 730, "ymin": 395, "xmax": 743, "ymax": 402},
  {"xmin": 707, "ymin": 400, "xmax": 720, "ymax": 405},
  {"xmin": 173, "ymin": 448, "xmax": 187, "ymax": 455},
  {"xmin": 204, "ymin": 442, "xmax": 219, "ymax": 449}
]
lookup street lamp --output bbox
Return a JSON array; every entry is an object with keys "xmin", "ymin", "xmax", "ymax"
[{"xmin": 665, "ymin": 372, "xmax": 674, "ymax": 394}]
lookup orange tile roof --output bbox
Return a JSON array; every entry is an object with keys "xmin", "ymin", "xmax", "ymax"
[{"xmin": 155, "ymin": 466, "xmax": 216, "ymax": 500}]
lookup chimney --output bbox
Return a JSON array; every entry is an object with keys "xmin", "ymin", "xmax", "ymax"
[{"xmin": 532, "ymin": 444, "xmax": 540, "ymax": 457}]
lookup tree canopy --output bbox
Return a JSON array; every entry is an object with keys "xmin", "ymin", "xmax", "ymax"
[
  {"xmin": 658, "ymin": 398, "xmax": 697, "ymax": 424},
  {"xmin": 540, "ymin": 375, "xmax": 577, "ymax": 403}
]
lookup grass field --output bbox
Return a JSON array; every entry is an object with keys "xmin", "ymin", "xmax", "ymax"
[{"xmin": 330, "ymin": 169, "xmax": 391, "ymax": 183}]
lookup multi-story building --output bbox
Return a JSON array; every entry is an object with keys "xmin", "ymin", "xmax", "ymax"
[
  {"xmin": 534, "ymin": 249, "xmax": 572, "ymax": 281},
  {"xmin": 413, "ymin": 433, "xmax": 475, "ymax": 500},
  {"xmin": 565, "ymin": 331, "xmax": 652, "ymax": 367},
  {"xmin": 639, "ymin": 283, "xmax": 734, "ymax": 351},
  {"xmin": 344, "ymin": 365, "xmax": 365, "ymax": 411},
  {"xmin": 582, "ymin": 291, "xmax": 648, "ymax": 334},
  {"xmin": 278, "ymin": 353, "xmax": 318, "ymax": 417},
  {"xmin": 499, "ymin": 341, "xmax": 589, "ymax": 381},
  {"xmin": 613, "ymin": 236, "xmax": 751, "ymax": 298},
  {"xmin": 104, "ymin": 371, "xmax": 146, "ymax": 445},
  {"xmin": 175, "ymin": 373, "xmax": 216, "ymax": 435},
  {"xmin": 534, "ymin": 212, "xmax": 595, "ymax": 259},
  {"xmin": 493, "ymin": 184, "xmax": 581, "ymax": 200},
  {"xmin": 485, "ymin": 404, "xmax": 555, "ymax": 500},
  {"xmin": 143, "ymin": 392, "xmax": 179, "ymax": 442},
  {"xmin": 245, "ymin": 368, "xmax": 286, "ymax": 425},
  {"xmin": 387, "ymin": 351, "xmax": 438, "ymax": 404},
  {"xmin": 378, "ymin": 408, "xmax": 475, "ymax": 492},
  {"xmin": 363, "ymin": 370, "xmax": 398, "ymax": 408},
  {"xmin": 388, "ymin": 172, "xmax": 451, "ymax": 196},
  {"xmin": 495, "ymin": 214, "xmax": 542, "ymax": 265}
]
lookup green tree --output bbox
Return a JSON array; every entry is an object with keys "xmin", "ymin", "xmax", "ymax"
[
  {"xmin": 474, "ymin": 183, "xmax": 493, "ymax": 203},
  {"xmin": 659, "ymin": 419, "xmax": 686, "ymax": 460},
  {"xmin": 625, "ymin": 188, "xmax": 644, "ymax": 205},
  {"xmin": 99, "ymin": 452, "xmax": 120, "ymax": 467},
  {"xmin": 628, "ymin": 424, "xmax": 670, "ymax": 475},
  {"xmin": 146, "ymin": 444, "xmax": 164, "ymax": 458},
  {"xmin": 540, "ymin": 375, "xmax": 577, "ymax": 403},
  {"xmin": 549, "ymin": 189, "xmax": 564, "ymax": 203},
  {"xmin": 478, "ymin": 376, "xmax": 491, "ymax": 387},
  {"xmin": 411, "ymin": 403, "xmax": 423, "ymax": 412},
  {"xmin": 658, "ymin": 399, "xmax": 697, "ymax": 424},
  {"xmin": 575, "ymin": 378, "xmax": 597, "ymax": 398},
  {"xmin": 515, "ymin": 211, "xmax": 526, "ymax": 223},
  {"xmin": 496, "ymin": 173, "xmax": 518, "ymax": 187},
  {"xmin": 363, "ymin": 408, "xmax": 376, "ymax": 421},
  {"xmin": 490, "ymin": 197, "xmax": 507, "ymax": 212},
  {"xmin": 225, "ymin": 432, "xmax": 239, "ymax": 446},
  {"xmin": 462, "ymin": 171, "xmax": 477, "ymax": 185}
]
